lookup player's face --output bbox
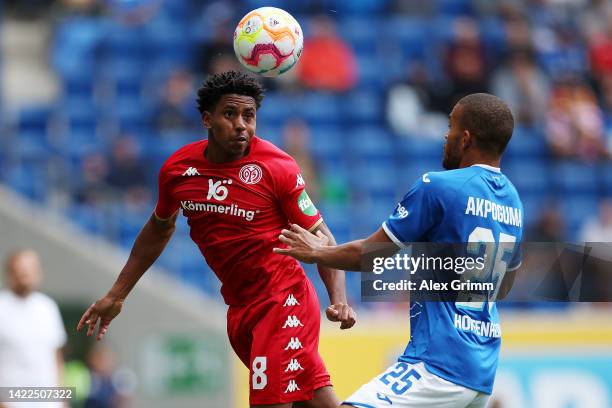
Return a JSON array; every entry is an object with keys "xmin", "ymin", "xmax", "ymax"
[
  {"xmin": 442, "ymin": 105, "xmax": 464, "ymax": 170},
  {"xmin": 7, "ymin": 252, "xmax": 42, "ymax": 297},
  {"xmin": 204, "ymin": 94, "xmax": 257, "ymax": 160}
]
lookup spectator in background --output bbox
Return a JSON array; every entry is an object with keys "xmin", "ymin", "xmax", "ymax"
[
  {"xmin": 74, "ymin": 153, "xmax": 110, "ymax": 205},
  {"xmin": 153, "ymin": 69, "xmax": 200, "ymax": 131},
  {"xmin": 580, "ymin": 198, "xmax": 612, "ymax": 243},
  {"xmin": 386, "ymin": 62, "xmax": 449, "ymax": 138},
  {"xmin": 545, "ymin": 81, "xmax": 608, "ymax": 161},
  {"xmin": 296, "ymin": 15, "xmax": 357, "ymax": 92},
  {"xmin": 106, "ymin": 135, "xmax": 151, "ymax": 205},
  {"xmin": 0, "ymin": 249, "xmax": 67, "ymax": 408},
  {"xmin": 492, "ymin": 48, "xmax": 550, "ymax": 125},
  {"xmin": 527, "ymin": 206, "xmax": 565, "ymax": 242},
  {"xmin": 442, "ymin": 17, "xmax": 489, "ymax": 111},
  {"xmin": 579, "ymin": 198, "xmax": 612, "ymax": 301},
  {"xmin": 282, "ymin": 119, "xmax": 321, "ymax": 203},
  {"xmin": 84, "ymin": 345, "xmax": 129, "ymax": 408}
]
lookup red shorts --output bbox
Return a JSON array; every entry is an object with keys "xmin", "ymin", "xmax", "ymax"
[{"xmin": 227, "ymin": 278, "xmax": 332, "ymax": 405}]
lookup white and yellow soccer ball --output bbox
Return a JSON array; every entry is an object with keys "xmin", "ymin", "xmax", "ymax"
[{"xmin": 233, "ymin": 7, "xmax": 304, "ymax": 77}]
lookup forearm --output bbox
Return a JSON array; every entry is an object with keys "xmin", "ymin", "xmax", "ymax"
[
  {"xmin": 314, "ymin": 225, "xmax": 348, "ymax": 304},
  {"xmin": 313, "ymin": 240, "xmax": 366, "ymax": 272},
  {"xmin": 108, "ymin": 215, "xmax": 175, "ymax": 300}
]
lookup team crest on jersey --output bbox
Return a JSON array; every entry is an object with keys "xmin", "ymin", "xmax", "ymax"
[{"xmin": 239, "ymin": 164, "xmax": 263, "ymax": 185}]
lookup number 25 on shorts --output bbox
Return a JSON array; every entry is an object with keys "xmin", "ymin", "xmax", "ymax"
[
  {"xmin": 379, "ymin": 363, "xmax": 422, "ymax": 395},
  {"xmin": 252, "ymin": 356, "xmax": 268, "ymax": 390}
]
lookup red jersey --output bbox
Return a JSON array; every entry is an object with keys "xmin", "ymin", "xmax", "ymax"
[{"xmin": 155, "ymin": 136, "xmax": 323, "ymax": 306}]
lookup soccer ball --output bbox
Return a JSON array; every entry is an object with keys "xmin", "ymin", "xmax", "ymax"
[{"xmin": 233, "ymin": 7, "xmax": 304, "ymax": 77}]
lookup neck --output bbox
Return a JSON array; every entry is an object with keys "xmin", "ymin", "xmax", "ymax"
[
  {"xmin": 11, "ymin": 288, "xmax": 33, "ymax": 298},
  {"xmin": 206, "ymin": 136, "xmax": 247, "ymax": 164},
  {"xmin": 459, "ymin": 151, "xmax": 500, "ymax": 169}
]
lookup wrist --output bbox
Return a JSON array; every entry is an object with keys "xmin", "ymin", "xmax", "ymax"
[{"xmin": 106, "ymin": 289, "xmax": 127, "ymax": 302}]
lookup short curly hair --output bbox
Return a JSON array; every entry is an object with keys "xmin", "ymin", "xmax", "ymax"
[{"xmin": 196, "ymin": 70, "xmax": 265, "ymax": 114}]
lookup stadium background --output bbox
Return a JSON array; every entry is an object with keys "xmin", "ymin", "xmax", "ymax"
[{"xmin": 0, "ymin": 0, "xmax": 611, "ymax": 407}]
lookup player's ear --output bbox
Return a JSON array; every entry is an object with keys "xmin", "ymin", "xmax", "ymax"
[
  {"xmin": 462, "ymin": 129, "xmax": 472, "ymax": 150},
  {"xmin": 202, "ymin": 111, "xmax": 212, "ymax": 129}
]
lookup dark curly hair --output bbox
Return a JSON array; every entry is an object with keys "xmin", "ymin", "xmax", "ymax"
[{"xmin": 196, "ymin": 70, "xmax": 265, "ymax": 114}]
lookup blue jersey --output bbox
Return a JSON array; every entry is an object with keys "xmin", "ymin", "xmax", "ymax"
[{"xmin": 382, "ymin": 164, "xmax": 523, "ymax": 394}]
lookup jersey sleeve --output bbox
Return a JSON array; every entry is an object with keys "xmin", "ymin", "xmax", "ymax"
[
  {"xmin": 275, "ymin": 158, "xmax": 322, "ymax": 232},
  {"xmin": 382, "ymin": 173, "xmax": 443, "ymax": 246},
  {"xmin": 154, "ymin": 163, "xmax": 179, "ymax": 220}
]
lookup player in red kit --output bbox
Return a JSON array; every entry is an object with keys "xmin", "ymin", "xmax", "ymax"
[{"xmin": 77, "ymin": 71, "xmax": 356, "ymax": 407}]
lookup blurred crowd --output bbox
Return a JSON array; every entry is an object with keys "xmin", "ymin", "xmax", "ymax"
[{"xmin": 1, "ymin": 0, "xmax": 611, "ymax": 302}]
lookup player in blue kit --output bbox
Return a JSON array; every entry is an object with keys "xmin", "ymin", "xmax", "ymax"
[{"xmin": 274, "ymin": 93, "xmax": 523, "ymax": 408}]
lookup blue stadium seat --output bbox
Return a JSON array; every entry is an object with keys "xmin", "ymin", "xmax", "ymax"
[
  {"xmin": 13, "ymin": 132, "xmax": 49, "ymax": 161},
  {"xmin": 355, "ymin": 54, "xmax": 385, "ymax": 88},
  {"xmin": 503, "ymin": 159, "xmax": 550, "ymax": 194},
  {"xmin": 599, "ymin": 163, "xmax": 612, "ymax": 195},
  {"xmin": 327, "ymin": 0, "xmax": 389, "ymax": 16},
  {"xmin": 397, "ymin": 136, "xmax": 444, "ymax": 159},
  {"xmin": 17, "ymin": 105, "xmax": 51, "ymax": 134},
  {"xmin": 559, "ymin": 195, "xmax": 600, "ymax": 240},
  {"xmin": 298, "ymin": 93, "xmax": 341, "ymax": 124},
  {"xmin": 4, "ymin": 163, "xmax": 48, "ymax": 202},
  {"xmin": 318, "ymin": 202, "xmax": 350, "ymax": 243},
  {"xmin": 144, "ymin": 20, "xmax": 193, "ymax": 66},
  {"xmin": 309, "ymin": 125, "xmax": 343, "ymax": 162},
  {"xmin": 257, "ymin": 93, "xmax": 296, "ymax": 124},
  {"xmin": 350, "ymin": 163, "xmax": 398, "ymax": 199},
  {"xmin": 342, "ymin": 89, "xmax": 383, "ymax": 124},
  {"xmin": 68, "ymin": 204, "xmax": 104, "ymax": 235},
  {"xmin": 551, "ymin": 161, "xmax": 599, "ymax": 194},
  {"xmin": 105, "ymin": 22, "xmax": 146, "ymax": 60},
  {"xmin": 435, "ymin": 0, "xmax": 474, "ymax": 16},
  {"xmin": 339, "ymin": 17, "xmax": 380, "ymax": 55},
  {"xmin": 348, "ymin": 127, "xmax": 395, "ymax": 162},
  {"xmin": 384, "ymin": 17, "xmax": 427, "ymax": 59},
  {"xmin": 505, "ymin": 126, "xmax": 549, "ymax": 159},
  {"xmin": 519, "ymin": 193, "xmax": 551, "ymax": 227},
  {"xmin": 350, "ymin": 197, "xmax": 395, "ymax": 237},
  {"xmin": 52, "ymin": 17, "xmax": 106, "ymax": 77}
]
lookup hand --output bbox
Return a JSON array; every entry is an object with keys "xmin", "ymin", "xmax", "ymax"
[
  {"xmin": 76, "ymin": 295, "xmax": 124, "ymax": 341},
  {"xmin": 273, "ymin": 224, "xmax": 329, "ymax": 263},
  {"xmin": 326, "ymin": 303, "xmax": 357, "ymax": 330}
]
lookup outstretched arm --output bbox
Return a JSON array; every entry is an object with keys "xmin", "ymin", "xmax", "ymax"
[
  {"xmin": 77, "ymin": 212, "xmax": 177, "ymax": 340},
  {"xmin": 274, "ymin": 224, "xmax": 398, "ymax": 271},
  {"xmin": 311, "ymin": 222, "xmax": 356, "ymax": 329}
]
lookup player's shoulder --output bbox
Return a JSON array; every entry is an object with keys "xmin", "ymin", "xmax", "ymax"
[
  {"xmin": 160, "ymin": 139, "xmax": 207, "ymax": 172},
  {"xmin": 417, "ymin": 168, "xmax": 475, "ymax": 191},
  {"xmin": 30, "ymin": 292, "xmax": 60, "ymax": 308},
  {"xmin": 252, "ymin": 136, "xmax": 298, "ymax": 169}
]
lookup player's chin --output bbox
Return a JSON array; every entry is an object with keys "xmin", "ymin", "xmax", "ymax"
[{"xmin": 227, "ymin": 141, "xmax": 249, "ymax": 155}]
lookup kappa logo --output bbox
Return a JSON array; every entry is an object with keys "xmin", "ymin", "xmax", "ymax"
[
  {"xmin": 182, "ymin": 167, "xmax": 200, "ymax": 176},
  {"xmin": 239, "ymin": 164, "xmax": 263, "ymax": 185},
  {"xmin": 284, "ymin": 380, "xmax": 300, "ymax": 393},
  {"xmin": 422, "ymin": 173, "xmax": 431, "ymax": 183},
  {"xmin": 282, "ymin": 315, "xmax": 304, "ymax": 329},
  {"xmin": 296, "ymin": 173, "xmax": 305, "ymax": 188},
  {"xmin": 283, "ymin": 294, "xmax": 300, "ymax": 307},
  {"xmin": 284, "ymin": 337, "xmax": 303, "ymax": 350},
  {"xmin": 285, "ymin": 358, "xmax": 304, "ymax": 372},
  {"xmin": 207, "ymin": 178, "xmax": 232, "ymax": 201}
]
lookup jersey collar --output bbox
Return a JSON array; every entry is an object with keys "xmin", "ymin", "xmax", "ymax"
[{"xmin": 471, "ymin": 164, "xmax": 501, "ymax": 173}]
